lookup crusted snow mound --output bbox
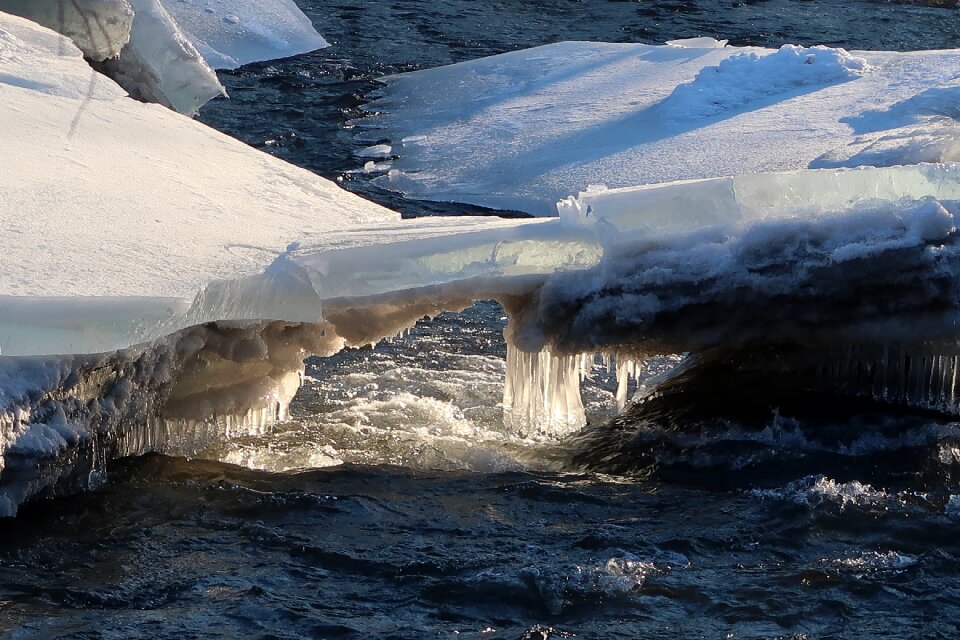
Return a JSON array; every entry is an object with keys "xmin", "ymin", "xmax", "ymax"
[
  {"xmin": 663, "ymin": 45, "xmax": 867, "ymax": 121},
  {"xmin": 159, "ymin": 0, "xmax": 329, "ymax": 70},
  {"xmin": 359, "ymin": 41, "xmax": 960, "ymax": 215}
]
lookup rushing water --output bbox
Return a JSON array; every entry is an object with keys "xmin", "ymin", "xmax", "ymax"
[{"xmin": 4, "ymin": 1, "xmax": 960, "ymax": 638}]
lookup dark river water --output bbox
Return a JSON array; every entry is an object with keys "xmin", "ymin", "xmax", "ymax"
[{"xmin": 4, "ymin": 1, "xmax": 960, "ymax": 639}]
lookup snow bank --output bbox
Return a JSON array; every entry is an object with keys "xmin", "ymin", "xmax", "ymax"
[
  {"xmin": 0, "ymin": 0, "xmax": 329, "ymax": 114},
  {"xmin": 359, "ymin": 41, "xmax": 960, "ymax": 215},
  {"xmin": 0, "ymin": 0, "xmax": 134, "ymax": 61},
  {"xmin": 159, "ymin": 0, "xmax": 329, "ymax": 70},
  {"xmin": 0, "ymin": 11, "xmax": 393, "ymax": 354}
]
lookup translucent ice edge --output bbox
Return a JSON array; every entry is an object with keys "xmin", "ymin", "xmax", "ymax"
[{"xmin": 5, "ymin": 163, "xmax": 960, "ymax": 515}]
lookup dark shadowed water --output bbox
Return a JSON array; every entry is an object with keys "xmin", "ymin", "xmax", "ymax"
[{"xmin": 4, "ymin": 1, "xmax": 960, "ymax": 638}]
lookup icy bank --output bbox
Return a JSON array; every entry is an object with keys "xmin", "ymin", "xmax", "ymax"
[
  {"xmin": 0, "ymin": 9, "xmax": 391, "ymax": 355},
  {"xmin": 0, "ymin": 0, "xmax": 328, "ymax": 114},
  {"xmin": 0, "ymin": 0, "xmax": 135, "ymax": 61},
  {"xmin": 358, "ymin": 40, "xmax": 960, "ymax": 215}
]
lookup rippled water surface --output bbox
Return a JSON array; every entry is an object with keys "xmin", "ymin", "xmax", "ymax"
[{"xmin": 5, "ymin": 1, "xmax": 960, "ymax": 638}]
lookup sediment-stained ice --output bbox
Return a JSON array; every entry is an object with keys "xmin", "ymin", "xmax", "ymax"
[{"xmin": 359, "ymin": 41, "xmax": 960, "ymax": 215}]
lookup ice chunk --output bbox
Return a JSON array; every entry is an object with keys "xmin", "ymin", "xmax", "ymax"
[
  {"xmin": 99, "ymin": 0, "xmax": 226, "ymax": 115},
  {"xmin": 665, "ymin": 37, "xmax": 728, "ymax": 49},
  {"xmin": 360, "ymin": 41, "xmax": 960, "ymax": 215},
  {"xmin": 0, "ymin": 0, "xmax": 328, "ymax": 113},
  {"xmin": 0, "ymin": 0, "xmax": 134, "ymax": 60},
  {"xmin": 158, "ymin": 0, "xmax": 329, "ymax": 70}
]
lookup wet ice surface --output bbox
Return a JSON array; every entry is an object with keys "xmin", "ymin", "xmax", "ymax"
[{"xmin": 6, "ymin": 0, "xmax": 960, "ymax": 638}]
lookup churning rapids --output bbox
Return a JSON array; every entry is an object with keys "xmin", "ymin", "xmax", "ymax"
[{"xmin": 5, "ymin": 1, "xmax": 960, "ymax": 639}]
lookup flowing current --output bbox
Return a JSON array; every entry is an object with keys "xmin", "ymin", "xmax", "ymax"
[{"xmin": 5, "ymin": 1, "xmax": 960, "ymax": 638}]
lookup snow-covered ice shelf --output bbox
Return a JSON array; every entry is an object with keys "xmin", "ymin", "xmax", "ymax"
[{"xmin": 359, "ymin": 39, "xmax": 960, "ymax": 215}]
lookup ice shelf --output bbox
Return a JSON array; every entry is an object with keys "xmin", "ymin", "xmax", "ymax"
[{"xmin": 358, "ymin": 41, "xmax": 960, "ymax": 215}]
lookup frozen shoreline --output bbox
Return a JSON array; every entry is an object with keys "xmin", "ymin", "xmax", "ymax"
[{"xmin": 4, "ymin": 7, "xmax": 960, "ymax": 515}]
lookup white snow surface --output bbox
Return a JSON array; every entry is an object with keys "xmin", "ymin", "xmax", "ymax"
[
  {"xmin": 0, "ymin": 12, "xmax": 391, "ymax": 354},
  {"xmin": 0, "ymin": 0, "xmax": 135, "ymax": 61},
  {"xmin": 360, "ymin": 41, "xmax": 960, "ymax": 215},
  {"xmin": 158, "ymin": 0, "xmax": 329, "ymax": 70},
  {"xmin": 0, "ymin": 10, "xmax": 601, "ymax": 356}
]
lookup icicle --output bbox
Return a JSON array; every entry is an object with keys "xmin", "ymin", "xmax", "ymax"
[
  {"xmin": 615, "ymin": 357, "xmax": 629, "ymax": 412},
  {"xmin": 502, "ymin": 344, "xmax": 587, "ymax": 439}
]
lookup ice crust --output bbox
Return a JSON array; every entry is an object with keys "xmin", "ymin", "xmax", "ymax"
[
  {"xmin": 558, "ymin": 163, "xmax": 960, "ymax": 242},
  {"xmin": 359, "ymin": 41, "xmax": 960, "ymax": 215}
]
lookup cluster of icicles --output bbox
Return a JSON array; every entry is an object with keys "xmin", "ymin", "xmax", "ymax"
[{"xmin": 502, "ymin": 345, "xmax": 645, "ymax": 439}]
